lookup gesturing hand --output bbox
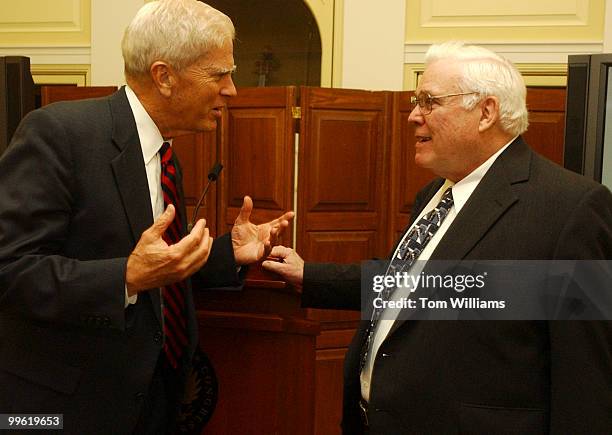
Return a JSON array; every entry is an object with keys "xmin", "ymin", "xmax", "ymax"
[
  {"xmin": 262, "ymin": 246, "xmax": 305, "ymax": 289},
  {"xmin": 231, "ymin": 196, "xmax": 295, "ymax": 265},
  {"xmin": 125, "ymin": 205, "xmax": 213, "ymax": 295}
]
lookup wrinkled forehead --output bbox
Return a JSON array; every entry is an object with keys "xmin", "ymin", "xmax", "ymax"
[{"xmin": 418, "ymin": 60, "xmax": 463, "ymax": 94}]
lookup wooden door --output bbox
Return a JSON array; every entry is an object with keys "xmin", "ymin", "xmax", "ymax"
[
  {"xmin": 297, "ymin": 87, "xmax": 393, "ymax": 262},
  {"xmin": 217, "ymin": 86, "xmax": 297, "ymax": 246}
]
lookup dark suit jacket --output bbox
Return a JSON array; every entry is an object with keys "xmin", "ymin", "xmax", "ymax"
[
  {"xmin": 303, "ymin": 137, "xmax": 612, "ymax": 435},
  {"xmin": 0, "ymin": 88, "xmax": 242, "ymax": 434}
]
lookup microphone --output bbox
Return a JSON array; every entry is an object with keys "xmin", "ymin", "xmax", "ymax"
[{"xmin": 187, "ymin": 162, "xmax": 223, "ymax": 233}]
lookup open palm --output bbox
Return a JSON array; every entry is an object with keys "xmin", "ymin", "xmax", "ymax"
[{"xmin": 231, "ymin": 196, "xmax": 294, "ymax": 265}]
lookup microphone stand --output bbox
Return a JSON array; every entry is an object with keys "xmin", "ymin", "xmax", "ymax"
[{"xmin": 187, "ymin": 162, "xmax": 223, "ymax": 232}]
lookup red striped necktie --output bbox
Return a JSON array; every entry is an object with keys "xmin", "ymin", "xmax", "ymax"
[{"xmin": 159, "ymin": 142, "xmax": 188, "ymax": 368}]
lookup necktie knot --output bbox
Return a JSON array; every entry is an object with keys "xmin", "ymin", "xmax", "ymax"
[{"xmin": 159, "ymin": 141, "xmax": 172, "ymax": 167}]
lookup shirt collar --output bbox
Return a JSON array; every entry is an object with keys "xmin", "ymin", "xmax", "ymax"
[
  {"xmin": 124, "ymin": 85, "xmax": 170, "ymax": 164},
  {"xmin": 450, "ymin": 135, "xmax": 517, "ymax": 213}
]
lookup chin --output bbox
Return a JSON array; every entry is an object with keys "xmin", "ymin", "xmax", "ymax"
[
  {"xmin": 414, "ymin": 152, "xmax": 432, "ymax": 169},
  {"xmin": 199, "ymin": 120, "xmax": 218, "ymax": 132}
]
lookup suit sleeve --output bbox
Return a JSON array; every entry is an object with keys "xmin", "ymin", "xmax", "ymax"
[
  {"xmin": 0, "ymin": 109, "xmax": 127, "ymax": 331},
  {"xmin": 301, "ymin": 263, "xmax": 361, "ymax": 311},
  {"xmin": 192, "ymin": 233, "xmax": 246, "ymax": 291},
  {"xmin": 548, "ymin": 183, "xmax": 612, "ymax": 433}
]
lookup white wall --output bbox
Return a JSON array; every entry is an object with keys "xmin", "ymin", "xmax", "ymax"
[
  {"xmin": 90, "ymin": 0, "xmax": 145, "ymax": 86},
  {"xmin": 341, "ymin": 0, "xmax": 406, "ymax": 90},
  {"xmin": 90, "ymin": 0, "xmax": 410, "ymax": 90}
]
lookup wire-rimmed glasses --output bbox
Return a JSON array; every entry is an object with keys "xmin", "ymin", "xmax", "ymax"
[{"xmin": 410, "ymin": 92, "xmax": 478, "ymax": 115}]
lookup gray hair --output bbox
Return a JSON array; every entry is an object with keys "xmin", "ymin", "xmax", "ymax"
[
  {"xmin": 424, "ymin": 41, "xmax": 529, "ymax": 136},
  {"xmin": 122, "ymin": 0, "xmax": 235, "ymax": 78}
]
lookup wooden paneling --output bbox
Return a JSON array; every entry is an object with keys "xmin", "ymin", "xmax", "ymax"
[
  {"xmin": 172, "ymin": 131, "xmax": 218, "ymax": 236},
  {"xmin": 314, "ymin": 348, "xmax": 347, "ymax": 435},
  {"xmin": 305, "ymin": 110, "xmax": 382, "ymax": 212},
  {"xmin": 298, "ymin": 87, "xmax": 392, "ymax": 262},
  {"xmin": 218, "ymin": 87, "xmax": 296, "ymax": 246},
  {"xmin": 40, "ymin": 85, "xmax": 117, "ymax": 106},
  {"xmin": 304, "ymin": 231, "xmax": 376, "ymax": 263},
  {"xmin": 524, "ymin": 87, "xmax": 567, "ymax": 165}
]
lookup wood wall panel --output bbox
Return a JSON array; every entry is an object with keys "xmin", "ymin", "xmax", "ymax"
[
  {"xmin": 226, "ymin": 109, "xmax": 289, "ymax": 209},
  {"xmin": 304, "ymin": 231, "xmax": 376, "ymax": 263},
  {"xmin": 298, "ymin": 87, "xmax": 392, "ymax": 261},
  {"xmin": 172, "ymin": 131, "xmax": 218, "ymax": 236},
  {"xmin": 524, "ymin": 87, "xmax": 567, "ymax": 165},
  {"xmin": 306, "ymin": 110, "xmax": 382, "ymax": 212},
  {"xmin": 218, "ymin": 87, "xmax": 297, "ymax": 245},
  {"xmin": 40, "ymin": 85, "xmax": 117, "ymax": 106},
  {"xmin": 314, "ymin": 348, "xmax": 347, "ymax": 435}
]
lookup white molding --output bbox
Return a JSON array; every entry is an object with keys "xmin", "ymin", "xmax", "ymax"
[
  {"xmin": 0, "ymin": 46, "xmax": 90, "ymax": 64},
  {"xmin": 420, "ymin": 0, "xmax": 589, "ymax": 28},
  {"xmin": 405, "ymin": 42, "xmax": 604, "ymax": 64},
  {"xmin": 0, "ymin": 0, "xmax": 84, "ymax": 33}
]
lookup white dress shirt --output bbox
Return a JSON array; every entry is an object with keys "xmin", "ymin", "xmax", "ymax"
[
  {"xmin": 360, "ymin": 136, "xmax": 517, "ymax": 401},
  {"xmin": 123, "ymin": 86, "xmax": 171, "ymax": 306}
]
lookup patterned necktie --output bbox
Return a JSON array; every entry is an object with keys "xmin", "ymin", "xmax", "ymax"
[
  {"xmin": 360, "ymin": 187, "xmax": 454, "ymax": 369},
  {"xmin": 159, "ymin": 142, "xmax": 188, "ymax": 368}
]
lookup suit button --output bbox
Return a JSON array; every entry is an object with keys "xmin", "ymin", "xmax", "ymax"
[
  {"xmin": 135, "ymin": 392, "xmax": 145, "ymax": 400},
  {"xmin": 154, "ymin": 331, "xmax": 163, "ymax": 343}
]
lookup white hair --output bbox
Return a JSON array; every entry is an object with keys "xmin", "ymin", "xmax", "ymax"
[
  {"xmin": 424, "ymin": 41, "xmax": 529, "ymax": 136},
  {"xmin": 122, "ymin": 0, "xmax": 235, "ymax": 78}
]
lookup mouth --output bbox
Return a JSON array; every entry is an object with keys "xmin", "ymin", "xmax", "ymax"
[
  {"xmin": 416, "ymin": 135, "xmax": 432, "ymax": 143},
  {"xmin": 211, "ymin": 106, "xmax": 225, "ymax": 117}
]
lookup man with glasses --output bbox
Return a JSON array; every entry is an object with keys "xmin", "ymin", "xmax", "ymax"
[
  {"xmin": 264, "ymin": 41, "xmax": 612, "ymax": 434},
  {"xmin": 0, "ymin": 1, "xmax": 293, "ymax": 433}
]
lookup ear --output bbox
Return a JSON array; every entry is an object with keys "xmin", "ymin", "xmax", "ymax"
[
  {"xmin": 478, "ymin": 96, "xmax": 500, "ymax": 133},
  {"xmin": 149, "ymin": 61, "xmax": 175, "ymax": 98}
]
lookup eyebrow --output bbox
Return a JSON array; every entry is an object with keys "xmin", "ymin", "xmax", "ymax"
[{"xmin": 208, "ymin": 65, "xmax": 237, "ymax": 75}]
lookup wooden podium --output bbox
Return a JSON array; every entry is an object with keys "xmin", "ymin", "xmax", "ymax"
[{"xmin": 193, "ymin": 264, "xmax": 319, "ymax": 435}]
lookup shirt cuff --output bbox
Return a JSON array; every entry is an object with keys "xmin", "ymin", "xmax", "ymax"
[{"xmin": 125, "ymin": 285, "xmax": 138, "ymax": 308}]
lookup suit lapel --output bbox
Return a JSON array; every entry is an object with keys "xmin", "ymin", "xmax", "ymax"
[
  {"xmin": 108, "ymin": 88, "xmax": 162, "ymax": 326},
  {"xmin": 388, "ymin": 137, "xmax": 532, "ymax": 335},
  {"xmin": 432, "ymin": 137, "xmax": 531, "ymax": 261}
]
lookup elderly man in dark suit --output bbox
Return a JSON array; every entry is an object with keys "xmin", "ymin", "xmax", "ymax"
[
  {"xmin": 0, "ymin": 1, "xmax": 292, "ymax": 434},
  {"xmin": 264, "ymin": 41, "xmax": 612, "ymax": 434}
]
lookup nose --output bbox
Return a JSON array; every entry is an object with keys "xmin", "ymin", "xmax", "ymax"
[
  {"xmin": 407, "ymin": 103, "xmax": 424, "ymax": 124},
  {"xmin": 221, "ymin": 75, "xmax": 237, "ymax": 97}
]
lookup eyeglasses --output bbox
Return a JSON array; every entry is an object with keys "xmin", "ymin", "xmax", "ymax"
[{"xmin": 410, "ymin": 92, "xmax": 479, "ymax": 115}]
